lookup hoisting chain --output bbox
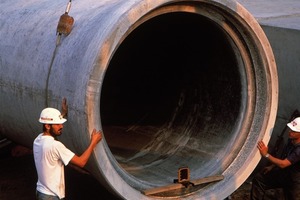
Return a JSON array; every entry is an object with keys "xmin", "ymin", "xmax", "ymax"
[{"xmin": 45, "ymin": 0, "xmax": 74, "ymax": 107}]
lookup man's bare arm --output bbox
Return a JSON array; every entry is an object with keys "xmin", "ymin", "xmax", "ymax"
[
  {"xmin": 70, "ymin": 129, "xmax": 102, "ymax": 168},
  {"xmin": 257, "ymin": 140, "xmax": 292, "ymax": 168}
]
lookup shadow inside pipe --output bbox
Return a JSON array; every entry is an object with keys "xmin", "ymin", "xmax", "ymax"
[{"xmin": 100, "ymin": 12, "xmax": 245, "ymax": 189}]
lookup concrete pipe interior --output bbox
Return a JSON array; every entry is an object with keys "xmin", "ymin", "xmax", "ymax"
[{"xmin": 99, "ymin": 7, "xmax": 275, "ymax": 197}]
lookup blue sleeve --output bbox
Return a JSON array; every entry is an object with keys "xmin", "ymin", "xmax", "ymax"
[{"xmin": 287, "ymin": 146, "xmax": 300, "ymax": 164}]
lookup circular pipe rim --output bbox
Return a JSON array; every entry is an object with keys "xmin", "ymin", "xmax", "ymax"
[{"xmin": 86, "ymin": 1, "xmax": 278, "ymax": 199}]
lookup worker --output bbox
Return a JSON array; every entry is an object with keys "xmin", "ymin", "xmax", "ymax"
[
  {"xmin": 250, "ymin": 117, "xmax": 300, "ymax": 200},
  {"xmin": 33, "ymin": 99, "xmax": 102, "ymax": 200}
]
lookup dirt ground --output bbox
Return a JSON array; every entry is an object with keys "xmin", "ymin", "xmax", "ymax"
[
  {"xmin": 0, "ymin": 143, "xmax": 254, "ymax": 200},
  {"xmin": 228, "ymin": 182, "xmax": 252, "ymax": 199},
  {"xmin": 0, "ymin": 143, "xmax": 118, "ymax": 200}
]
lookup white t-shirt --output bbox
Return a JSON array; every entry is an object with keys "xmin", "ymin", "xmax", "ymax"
[{"xmin": 33, "ymin": 133, "xmax": 75, "ymax": 199}]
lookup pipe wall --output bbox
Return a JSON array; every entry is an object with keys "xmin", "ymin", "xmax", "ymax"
[{"xmin": 0, "ymin": 0, "xmax": 278, "ymax": 199}]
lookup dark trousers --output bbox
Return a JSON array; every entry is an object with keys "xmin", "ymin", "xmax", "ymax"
[{"xmin": 250, "ymin": 167, "xmax": 300, "ymax": 200}]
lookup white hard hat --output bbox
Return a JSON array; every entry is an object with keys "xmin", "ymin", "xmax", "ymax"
[
  {"xmin": 39, "ymin": 107, "xmax": 67, "ymax": 124},
  {"xmin": 287, "ymin": 117, "xmax": 300, "ymax": 132}
]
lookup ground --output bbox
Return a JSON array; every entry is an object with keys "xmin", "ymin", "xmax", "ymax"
[{"xmin": 0, "ymin": 143, "xmax": 255, "ymax": 200}]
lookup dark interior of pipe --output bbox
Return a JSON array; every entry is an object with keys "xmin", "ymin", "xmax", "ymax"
[{"xmin": 100, "ymin": 12, "xmax": 245, "ymax": 186}]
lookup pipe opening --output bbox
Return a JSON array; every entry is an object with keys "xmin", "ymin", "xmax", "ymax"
[{"xmin": 101, "ymin": 12, "xmax": 248, "ymax": 190}]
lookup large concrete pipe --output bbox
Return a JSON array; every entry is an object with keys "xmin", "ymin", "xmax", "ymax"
[{"xmin": 0, "ymin": 0, "xmax": 278, "ymax": 199}]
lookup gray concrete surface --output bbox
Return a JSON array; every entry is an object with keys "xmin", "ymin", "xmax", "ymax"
[
  {"xmin": 238, "ymin": 0, "xmax": 300, "ymax": 150},
  {"xmin": 0, "ymin": 0, "xmax": 279, "ymax": 199},
  {"xmin": 237, "ymin": 0, "xmax": 300, "ymax": 30},
  {"xmin": 236, "ymin": 1, "xmax": 300, "ymax": 198},
  {"xmin": 1, "ymin": 0, "xmax": 300, "ymax": 199}
]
